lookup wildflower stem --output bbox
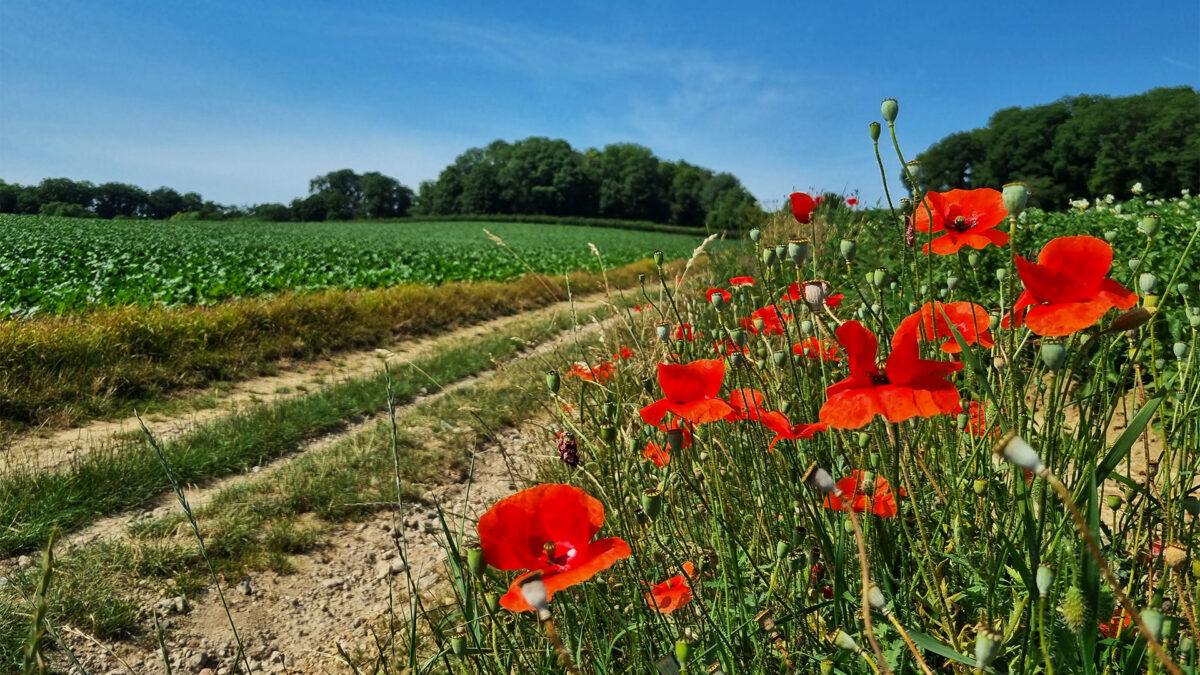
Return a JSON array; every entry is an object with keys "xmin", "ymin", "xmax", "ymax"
[
  {"xmin": 1038, "ymin": 596, "xmax": 1054, "ymax": 675},
  {"xmin": 542, "ymin": 617, "xmax": 582, "ymax": 675},
  {"xmin": 845, "ymin": 507, "xmax": 894, "ymax": 675},
  {"xmin": 1042, "ymin": 471, "xmax": 1181, "ymax": 675},
  {"xmin": 882, "ymin": 610, "xmax": 936, "ymax": 675}
]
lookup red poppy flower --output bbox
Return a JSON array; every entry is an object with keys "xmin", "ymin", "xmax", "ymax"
[
  {"xmin": 964, "ymin": 401, "xmax": 999, "ymax": 439},
  {"xmin": 912, "ymin": 188, "xmax": 1009, "ymax": 255},
  {"xmin": 819, "ymin": 318, "xmax": 963, "ymax": 429},
  {"xmin": 646, "ymin": 561, "xmax": 695, "ymax": 614},
  {"xmin": 642, "ymin": 442, "xmax": 670, "ymax": 467},
  {"xmin": 725, "ymin": 387, "xmax": 768, "ymax": 422},
  {"xmin": 566, "ymin": 361, "xmax": 614, "ymax": 382},
  {"xmin": 846, "ymin": 197, "xmax": 858, "ymax": 207},
  {"xmin": 740, "ymin": 305, "xmax": 790, "ymax": 335},
  {"xmin": 633, "ymin": 304, "xmax": 644, "ymax": 312},
  {"xmin": 712, "ymin": 339, "xmax": 750, "ymax": 357},
  {"xmin": 782, "ymin": 280, "xmax": 843, "ymax": 311},
  {"xmin": 789, "ymin": 192, "xmax": 818, "ymax": 224},
  {"xmin": 909, "ymin": 301, "xmax": 995, "ymax": 353},
  {"xmin": 706, "ymin": 288, "xmax": 732, "ymax": 304},
  {"xmin": 612, "ymin": 347, "xmax": 636, "ymax": 360},
  {"xmin": 639, "ymin": 359, "xmax": 734, "ymax": 426},
  {"xmin": 1099, "ymin": 612, "xmax": 1132, "ymax": 639},
  {"xmin": 759, "ymin": 411, "xmax": 828, "ymax": 451},
  {"xmin": 675, "ymin": 323, "xmax": 698, "ymax": 341},
  {"xmin": 729, "ymin": 276, "xmax": 756, "ymax": 287},
  {"xmin": 793, "ymin": 337, "xmax": 840, "ymax": 361},
  {"xmin": 478, "ymin": 484, "xmax": 631, "ymax": 612},
  {"xmin": 1002, "ymin": 235, "xmax": 1138, "ymax": 336},
  {"xmin": 823, "ymin": 470, "xmax": 900, "ymax": 518}
]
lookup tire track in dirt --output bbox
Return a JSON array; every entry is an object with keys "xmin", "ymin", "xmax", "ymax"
[{"xmin": 0, "ymin": 291, "xmax": 619, "ymax": 476}]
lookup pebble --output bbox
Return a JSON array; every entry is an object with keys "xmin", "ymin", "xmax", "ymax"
[
  {"xmin": 322, "ymin": 577, "xmax": 344, "ymax": 589},
  {"xmin": 239, "ymin": 579, "xmax": 254, "ymax": 596}
]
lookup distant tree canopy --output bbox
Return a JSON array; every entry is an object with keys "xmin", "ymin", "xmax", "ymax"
[
  {"xmin": 1, "ymin": 137, "xmax": 758, "ymax": 228},
  {"xmin": 915, "ymin": 86, "xmax": 1200, "ymax": 209},
  {"xmin": 414, "ymin": 137, "xmax": 759, "ymax": 230}
]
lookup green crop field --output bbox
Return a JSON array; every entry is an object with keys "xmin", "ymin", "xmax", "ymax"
[{"xmin": 0, "ymin": 215, "xmax": 706, "ymax": 316}]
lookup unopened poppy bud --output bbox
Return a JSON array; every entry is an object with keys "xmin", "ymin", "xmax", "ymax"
[
  {"xmin": 675, "ymin": 637, "xmax": 692, "ymax": 664},
  {"xmin": 518, "ymin": 572, "xmax": 551, "ymax": 620},
  {"xmin": 972, "ymin": 477, "xmax": 987, "ymax": 495},
  {"xmin": 802, "ymin": 462, "xmax": 840, "ymax": 495},
  {"xmin": 788, "ymin": 238, "xmax": 811, "ymax": 266},
  {"xmin": 1139, "ymin": 213, "xmax": 1161, "ymax": 238},
  {"xmin": 654, "ymin": 250, "xmax": 665, "ymax": 267},
  {"xmin": 761, "ymin": 247, "xmax": 777, "ymax": 266},
  {"xmin": 1040, "ymin": 342, "xmax": 1068, "ymax": 371},
  {"xmin": 1104, "ymin": 229, "xmax": 1117, "ymax": 242},
  {"xmin": 450, "ymin": 632, "xmax": 468, "ymax": 657},
  {"xmin": 1128, "ymin": 257, "xmax": 1141, "ymax": 272},
  {"xmin": 871, "ymin": 267, "xmax": 888, "ymax": 288},
  {"xmin": 974, "ymin": 625, "xmax": 1002, "ymax": 670},
  {"xmin": 800, "ymin": 319, "xmax": 814, "ymax": 335},
  {"xmin": 1002, "ymin": 182, "xmax": 1029, "ymax": 217},
  {"xmin": 869, "ymin": 120, "xmax": 882, "ymax": 141},
  {"xmin": 829, "ymin": 628, "xmax": 861, "ymax": 652},
  {"xmin": 1143, "ymin": 608, "xmax": 1165, "ymax": 640},
  {"xmin": 467, "ymin": 547, "xmax": 487, "ymax": 577},
  {"xmin": 840, "ymin": 239, "xmax": 857, "ymax": 261},
  {"xmin": 994, "ymin": 432, "xmax": 1045, "ymax": 474},
  {"xmin": 880, "ymin": 98, "xmax": 898, "ymax": 123},
  {"xmin": 546, "ymin": 370, "xmax": 560, "ymax": 394},
  {"xmin": 1138, "ymin": 273, "xmax": 1158, "ymax": 295},
  {"xmin": 749, "ymin": 228, "xmax": 762, "ymax": 243},
  {"xmin": 1164, "ymin": 544, "xmax": 1188, "ymax": 570},
  {"xmin": 867, "ymin": 583, "xmax": 886, "ymax": 610},
  {"xmin": 656, "ymin": 323, "xmax": 671, "ymax": 342},
  {"xmin": 1106, "ymin": 494, "xmax": 1123, "ymax": 509},
  {"xmin": 1036, "ymin": 564, "xmax": 1056, "ymax": 597},
  {"xmin": 995, "ymin": 267, "xmax": 1008, "ymax": 282},
  {"xmin": 600, "ymin": 424, "xmax": 617, "ymax": 443},
  {"xmin": 641, "ymin": 488, "xmax": 663, "ymax": 520},
  {"xmin": 1104, "ymin": 306, "xmax": 1155, "ymax": 334},
  {"xmin": 946, "ymin": 274, "xmax": 960, "ymax": 291}
]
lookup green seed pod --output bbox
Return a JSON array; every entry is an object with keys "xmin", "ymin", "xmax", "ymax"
[
  {"xmin": 890, "ymin": 281, "xmax": 898, "ymax": 291},
  {"xmin": 730, "ymin": 352, "xmax": 745, "ymax": 368},
  {"xmin": 843, "ymin": 518, "xmax": 855, "ymax": 534},
  {"xmin": 1105, "ymin": 494, "xmax": 1123, "ymax": 510},
  {"xmin": 1155, "ymin": 357, "xmax": 1166, "ymax": 370},
  {"xmin": 1138, "ymin": 213, "xmax": 1161, "ymax": 238},
  {"xmin": 545, "ymin": 370, "xmax": 561, "ymax": 394},
  {"xmin": 972, "ymin": 477, "xmax": 987, "ymax": 495},
  {"xmin": 1142, "ymin": 608, "xmax": 1164, "ymax": 641},
  {"xmin": 996, "ymin": 267, "xmax": 1008, "ymax": 282},
  {"xmin": 899, "ymin": 197, "xmax": 913, "ymax": 216},
  {"xmin": 654, "ymin": 250, "xmax": 665, "ymax": 267},
  {"xmin": 675, "ymin": 638, "xmax": 692, "ymax": 665},
  {"xmin": 450, "ymin": 634, "xmax": 468, "ymax": 657},
  {"xmin": 840, "ymin": 239, "xmax": 857, "ymax": 261},
  {"xmin": 674, "ymin": 339, "xmax": 687, "ymax": 354},
  {"xmin": 869, "ymin": 121, "xmax": 882, "ymax": 141},
  {"xmin": 486, "ymin": 592, "xmax": 500, "ymax": 613},
  {"xmin": 1138, "ymin": 272, "xmax": 1158, "ymax": 295},
  {"xmin": 1036, "ymin": 564, "xmax": 1056, "ymax": 597},
  {"xmin": 867, "ymin": 583, "xmax": 886, "ymax": 610},
  {"xmin": 1061, "ymin": 585, "xmax": 1087, "ymax": 634},
  {"xmin": 1040, "ymin": 342, "xmax": 1068, "ymax": 371},
  {"xmin": 974, "ymin": 625, "xmax": 1003, "ymax": 670},
  {"xmin": 788, "ymin": 238, "xmax": 811, "ymax": 266},
  {"xmin": 957, "ymin": 412, "xmax": 969, "ymax": 431},
  {"xmin": 749, "ymin": 228, "xmax": 762, "ymax": 243},
  {"xmin": 920, "ymin": 283, "xmax": 929, "ymax": 295},
  {"xmin": 856, "ymin": 431, "xmax": 870, "ymax": 448},
  {"xmin": 904, "ymin": 160, "xmax": 921, "ymax": 187},
  {"xmin": 800, "ymin": 319, "xmax": 814, "ymax": 335},
  {"xmin": 641, "ymin": 488, "xmax": 663, "ymax": 520},
  {"xmin": 787, "ymin": 550, "xmax": 805, "ymax": 573},
  {"xmin": 871, "ymin": 303, "xmax": 882, "ymax": 316},
  {"xmin": 775, "ymin": 540, "xmax": 790, "ymax": 560},
  {"xmin": 1182, "ymin": 636, "xmax": 1196, "ymax": 658},
  {"xmin": 603, "ymin": 401, "xmax": 616, "ymax": 419},
  {"xmin": 881, "ymin": 98, "xmax": 899, "ymax": 123},
  {"xmin": 1191, "ymin": 313, "xmax": 1200, "ymax": 328},
  {"xmin": 1002, "ymin": 182, "xmax": 1029, "ymax": 217},
  {"xmin": 774, "ymin": 244, "xmax": 788, "ymax": 264},
  {"xmin": 871, "ymin": 267, "xmax": 888, "ymax": 288},
  {"xmin": 467, "ymin": 547, "xmax": 487, "ymax": 577},
  {"xmin": 600, "ymin": 424, "xmax": 617, "ymax": 444},
  {"xmin": 989, "ymin": 312, "xmax": 1000, "ymax": 330},
  {"xmin": 1104, "ymin": 229, "xmax": 1117, "ymax": 242},
  {"xmin": 772, "ymin": 350, "xmax": 788, "ymax": 368},
  {"xmin": 761, "ymin": 247, "xmax": 777, "ymax": 266},
  {"xmin": 1175, "ymin": 342, "xmax": 1189, "ymax": 360},
  {"xmin": 968, "ymin": 251, "xmax": 981, "ymax": 268},
  {"xmin": 709, "ymin": 292, "xmax": 726, "ymax": 311},
  {"xmin": 830, "ymin": 629, "xmax": 860, "ymax": 652},
  {"xmin": 937, "ymin": 288, "xmax": 948, "ymax": 299},
  {"xmin": 946, "ymin": 274, "xmax": 960, "ymax": 291},
  {"xmin": 1128, "ymin": 257, "xmax": 1141, "ymax": 272}
]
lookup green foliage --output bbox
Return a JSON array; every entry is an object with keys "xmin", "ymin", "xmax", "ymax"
[
  {"xmin": 917, "ymin": 86, "xmax": 1200, "ymax": 208},
  {"xmin": 0, "ymin": 215, "xmax": 704, "ymax": 315}
]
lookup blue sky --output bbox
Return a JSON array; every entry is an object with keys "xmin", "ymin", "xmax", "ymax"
[{"xmin": 1, "ymin": 0, "xmax": 1197, "ymax": 209}]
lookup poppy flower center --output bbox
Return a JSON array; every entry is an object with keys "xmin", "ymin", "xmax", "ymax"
[
  {"xmin": 869, "ymin": 372, "xmax": 890, "ymax": 386},
  {"xmin": 946, "ymin": 215, "xmax": 974, "ymax": 232},
  {"xmin": 540, "ymin": 541, "xmax": 579, "ymax": 572}
]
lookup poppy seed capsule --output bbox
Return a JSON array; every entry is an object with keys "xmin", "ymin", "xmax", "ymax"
[
  {"xmin": 974, "ymin": 625, "xmax": 1003, "ymax": 670},
  {"xmin": 730, "ymin": 352, "xmax": 745, "ymax": 368},
  {"xmin": 1143, "ymin": 608, "xmax": 1165, "ymax": 641},
  {"xmin": 800, "ymin": 319, "xmax": 814, "ymax": 335},
  {"xmin": 788, "ymin": 238, "xmax": 811, "ymax": 266},
  {"xmin": 994, "ymin": 432, "xmax": 1045, "ymax": 474},
  {"xmin": 753, "ymin": 317, "xmax": 765, "ymax": 332},
  {"xmin": 1003, "ymin": 182, "xmax": 1029, "ymax": 217},
  {"xmin": 946, "ymin": 274, "xmax": 960, "ymax": 291},
  {"xmin": 871, "ymin": 267, "xmax": 888, "ymax": 288},
  {"xmin": 1104, "ymin": 229, "xmax": 1117, "ymax": 242},
  {"xmin": 641, "ymin": 488, "xmax": 663, "ymax": 520},
  {"xmin": 774, "ymin": 244, "xmax": 788, "ymax": 264},
  {"xmin": 880, "ymin": 98, "xmax": 898, "ymax": 123},
  {"xmin": 450, "ymin": 633, "xmax": 467, "ymax": 657},
  {"xmin": 1040, "ymin": 342, "xmax": 1068, "ymax": 371},
  {"xmin": 546, "ymin": 370, "xmax": 560, "ymax": 394},
  {"xmin": 675, "ymin": 638, "xmax": 692, "ymax": 664},
  {"xmin": 820, "ymin": 659, "xmax": 834, "ymax": 675},
  {"xmin": 749, "ymin": 228, "xmax": 762, "ymax": 243},
  {"xmin": 995, "ymin": 267, "xmax": 1008, "ymax": 282},
  {"xmin": 867, "ymin": 583, "xmax": 886, "ymax": 610},
  {"xmin": 1164, "ymin": 544, "xmax": 1188, "ymax": 570},
  {"xmin": 761, "ymin": 247, "xmax": 777, "ymax": 266},
  {"xmin": 600, "ymin": 424, "xmax": 617, "ymax": 443},
  {"xmin": 653, "ymin": 250, "xmax": 664, "ymax": 267},
  {"xmin": 666, "ymin": 428, "xmax": 685, "ymax": 453},
  {"xmin": 904, "ymin": 160, "xmax": 921, "ymax": 186},
  {"xmin": 869, "ymin": 121, "xmax": 882, "ymax": 141},
  {"xmin": 840, "ymin": 239, "xmax": 857, "ymax": 261},
  {"xmin": 485, "ymin": 592, "xmax": 500, "ymax": 613},
  {"xmin": 968, "ymin": 251, "xmax": 980, "ymax": 268},
  {"xmin": 1036, "ymin": 564, "xmax": 1056, "ymax": 597},
  {"xmin": 972, "ymin": 477, "xmax": 987, "ymax": 495},
  {"xmin": 467, "ymin": 547, "xmax": 487, "ymax": 577},
  {"xmin": 830, "ymin": 629, "xmax": 860, "ymax": 652},
  {"xmin": 772, "ymin": 350, "xmax": 787, "ymax": 368},
  {"xmin": 1139, "ymin": 213, "xmax": 1161, "ymax": 238},
  {"xmin": 1105, "ymin": 494, "xmax": 1123, "ymax": 509},
  {"xmin": 1138, "ymin": 272, "xmax": 1158, "ymax": 295},
  {"xmin": 957, "ymin": 412, "xmax": 969, "ymax": 431},
  {"xmin": 1128, "ymin": 257, "xmax": 1141, "ymax": 272}
]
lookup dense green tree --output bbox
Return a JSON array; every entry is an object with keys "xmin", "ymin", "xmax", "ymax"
[
  {"xmin": 94, "ymin": 182, "xmax": 150, "ymax": 218},
  {"xmin": 37, "ymin": 177, "xmax": 95, "ymax": 209},
  {"xmin": 147, "ymin": 187, "xmax": 186, "ymax": 219}
]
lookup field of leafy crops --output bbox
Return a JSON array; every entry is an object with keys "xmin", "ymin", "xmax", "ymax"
[{"xmin": 0, "ymin": 215, "xmax": 706, "ymax": 316}]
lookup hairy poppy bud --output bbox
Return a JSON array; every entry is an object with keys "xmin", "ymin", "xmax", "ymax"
[
  {"xmin": 761, "ymin": 247, "xmax": 777, "ymax": 266},
  {"xmin": 1002, "ymin": 182, "xmax": 1029, "ymax": 217},
  {"xmin": 467, "ymin": 547, "xmax": 487, "ymax": 577},
  {"xmin": 974, "ymin": 625, "xmax": 1003, "ymax": 670},
  {"xmin": 840, "ymin": 239, "xmax": 857, "ymax": 261},
  {"xmin": 749, "ymin": 228, "xmax": 762, "ymax": 243},
  {"xmin": 1040, "ymin": 342, "xmax": 1068, "ymax": 372},
  {"xmin": 994, "ymin": 432, "xmax": 1045, "ymax": 474},
  {"xmin": 1175, "ymin": 342, "xmax": 1189, "ymax": 360},
  {"xmin": 788, "ymin": 238, "xmax": 811, "ymax": 266},
  {"xmin": 1139, "ymin": 213, "xmax": 1161, "ymax": 238},
  {"xmin": 1036, "ymin": 564, "xmax": 1056, "ymax": 597},
  {"xmin": 1104, "ymin": 306, "xmax": 1155, "ymax": 334},
  {"xmin": 869, "ymin": 121, "xmax": 882, "ymax": 141},
  {"xmin": 880, "ymin": 98, "xmax": 898, "ymax": 123},
  {"xmin": 1138, "ymin": 273, "xmax": 1158, "ymax": 295},
  {"xmin": 641, "ymin": 488, "xmax": 663, "ymax": 520},
  {"xmin": 1061, "ymin": 585, "xmax": 1085, "ymax": 633},
  {"xmin": 957, "ymin": 412, "xmax": 970, "ymax": 431},
  {"xmin": 546, "ymin": 370, "xmax": 560, "ymax": 394},
  {"xmin": 653, "ymin": 250, "xmax": 664, "ymax": 267}
]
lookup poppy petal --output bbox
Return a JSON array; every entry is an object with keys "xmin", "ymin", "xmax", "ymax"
[
  {"xmin": 1023, "ymin": 299, "xmax": 1113, "ymax": 336},
  {"xmin": 819, "ymin": 389, "xmax": 885, "ymax": 429},
  {"xmin": 638, "ymin": 398, "xmax": 672, "ymax": 427},
  {"xmin": 658, "ymin": 359, "xmax": 726, "ymax": 402},
  {"xmin": 670, "ymin": 398, "xmax": 735, "ymax": 425}
]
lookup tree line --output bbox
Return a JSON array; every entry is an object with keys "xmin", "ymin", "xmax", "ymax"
[
  {"xmin": 0, "ymin": 137, "xmax": 759, "ymax": 229},
  {"xmin": 915, "ymin": 86, "xmax": 1199, "ymax": 208}
]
